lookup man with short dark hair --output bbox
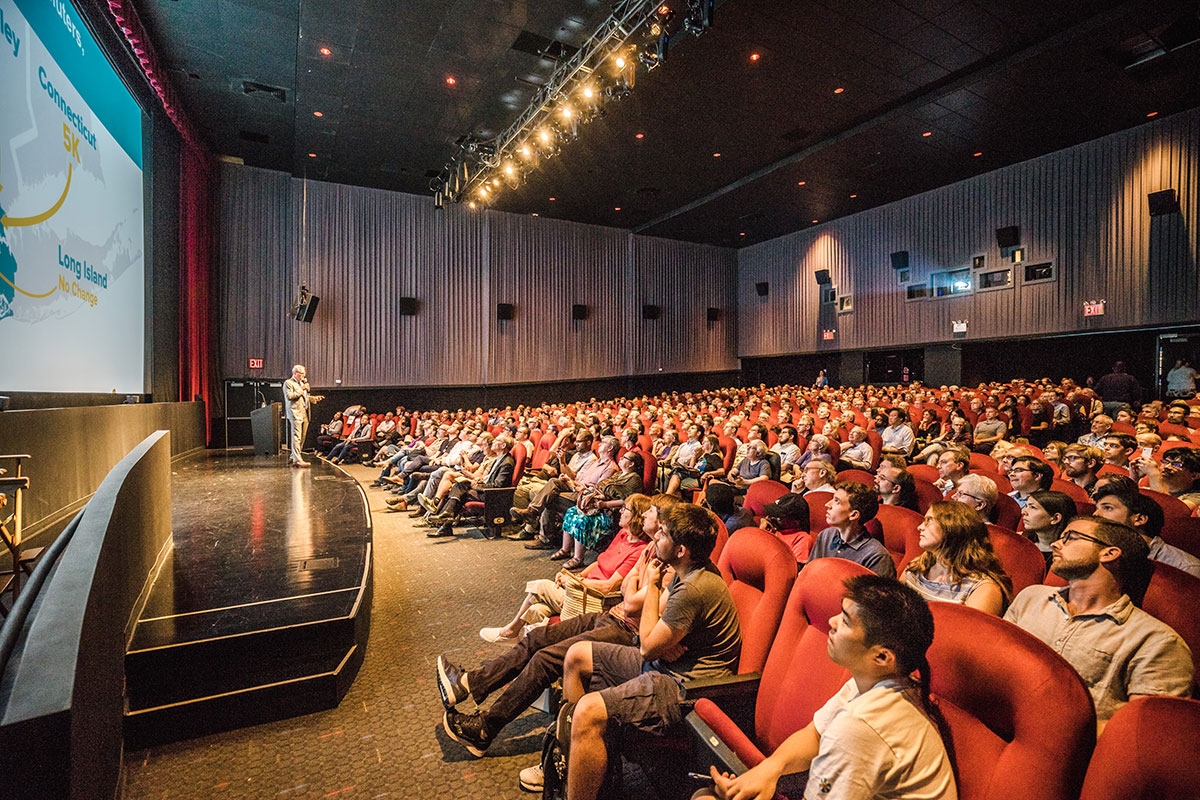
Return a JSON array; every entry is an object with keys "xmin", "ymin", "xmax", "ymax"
[
  {"xmin": 972, "ymin": 405, "xmax": 1007, "ymax": 455},
  {"xmin": 1005, "ymin": 515, "xmax": 1193, "ymax": 733},
  {"xmin": 1139, "ymin": 446, "xmax": 1200, "ymax": 511},
  {"xmin": 1101, "ymin": 433, "xmax": 1138, "ymax": 475},
  {"xmin": 876, "ymin": 456, "xmax": 919, "ymax": 511},
  {"xmin": 559, "ymin": 503, "xmax": 741, "ymax": 800},
  {"xmin": 1091, "ymin": 478, "xmax": 1200, "ymax": 579},
  {"xmin": 807, "ymin": 482, "xmax": 895, "ymax": 577},
  {"xmin": 1008, "ymin": 456, "xmax": 1053, "ymax": 509},
  {"xmin": 1061, "ymin": 444, "xmax": 1102, "ymax": 493},
  {"xmin": 880, "ymin": 409, "xmax": 915, "ymax": 457},
  {"xmin": 697, "ymin": 575, "xmax": 956, "ymax": 800},
  {"xmin": 935, "ymin": 446, "xmax": 970, "ymax": 496},
  {"xmin": 1094, "ymin": 361, "xmax": 1142, "ymax": 417}
]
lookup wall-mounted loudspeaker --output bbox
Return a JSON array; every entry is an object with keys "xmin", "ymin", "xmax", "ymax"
[
  {"xmin": 398, "ymin": 297, "xmax": 419, "ymax": 315},
  {"xmin": 1148, "ymin": 189, "xmax": 1179, "ymax": 216},
  {"xmin": 572, "ymin": 304, "xmax": 590, "ymax": 320},
  {"xmin": 642, "ymin": 304, "xmax": 661, "ymax": 320},
  {"xmin": 755, "ymin": 282, "xmax": 769, "ymax": 297},
  {"xmin": 995, "ymin": 226, "xmax": 1020, "ymax": 249},
  {"xmin": 497, "ymin": 303, "xmax": 515, "ymax": 320},
  {"xmin": 890, "ymin": 251, "xmax": 909, "ymax": 270},
  {"xmin": 814, "ymin": 269, "xmax": 832, "ymax": 285},
  {"xmin": 295, "ymin": 295, "xmax": 320, "ymax": 322},
  {"xmin": 706, "ymin": 307, "xmax": 721, "ymax": 322}
]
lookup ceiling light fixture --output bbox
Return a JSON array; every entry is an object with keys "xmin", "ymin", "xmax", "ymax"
[
  {"xmin": 319, "ymin": 47, "xmax": 331, "ymax": 56},
  {"xmin": 313, "ymin": 111, "xmax": 323, "ymax": 117},
  {"xmin": 1147, "ymin": 111, "xmax": 1158, "ymax": 117},
  {"xmin": 750, "ymin": 52, "xmax": 760, "ymax": 61},
  {"xmin": 740, "ymin": 232, "xmax": 746, "ymax": 236},
  {"xmin": 812, "ymin": 219, "xmax": 819, "ymax": 223},
  {"xmin": 713, "ymin": 152, "xmax": 721, "ymax": 157},
  {"xmin": 635, "ymin": 132, "xmax": 645, "ymax": 139},
  {"xmin": 445, "ymin": 75, "xmax": 457, "ymax": 86},
  {"xmin": 797, "ymin": 181, "xmax": 806, "ymax": 186},
  {"xmin": 850, "ymin": 194, "xmax": 857, "ymax": 198},
  {"xmin": 834, "ymin": 87, "xmax": 844, "ymax": 94},
  {"xmin": 973, "ymin": 151, "xmax": 982, "ymax": 157},
  {"xmin": 549, "ymin": 196, "xmax": 556, "ymax": 201},
  {"xmin": 308, "ymin": 153, "xmax": 316, "ymax": 158},
  {"xmin": 614, "ymin": 206, "xmax": 621, "ymax": 210},
  {"xmin": 922, "ymin": 131, "xmax": 932, "ymax": 137}
]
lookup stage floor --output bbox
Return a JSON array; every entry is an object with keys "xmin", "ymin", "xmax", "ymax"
[{"xmin": 129, "ymin": 450, "xmax": 371, "ymax": 651}]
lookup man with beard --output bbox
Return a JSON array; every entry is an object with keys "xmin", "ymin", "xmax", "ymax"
[
  {"xmin": 1060, "ymin": 444, "xmax": 1102, "ymax": 494},
  {"xmin": 1004, "ymin": 516, "xmax": 1193, "ymax": 734}
]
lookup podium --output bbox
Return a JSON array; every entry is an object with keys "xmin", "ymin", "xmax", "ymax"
[{"xmin": 250, "ymin": 402, "xmax": 282, "ymax": 456}]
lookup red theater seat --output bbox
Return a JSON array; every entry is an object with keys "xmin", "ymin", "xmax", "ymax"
[
  {"xmin": 871, "ymin": 503, "xmax": 923, "ymax": 571},
  {"xmin": 715, "ymin": 527, "xmax": 798, "ymax": 675},
  {"xmin": 928, "ymin": 603, "xmax": 1096, "ymax": 800},
  {"xmin": 985, "ymin": 524, "xmax": 1047, "ymax": 593},
  {"xmin": 1140, "ymin": 562, "xmax": 1200, "ymax": 687},
  {"xmin": 1079, "ymin": 696, "xmax": 1200, "ymax": 800},
  {"xmin": 743, "ymin": 479, "xmax": 789, "ymax": 519},
  {"xmin": 1161, "ymin": 516, "xmax": 1200, "ymax": 559}
]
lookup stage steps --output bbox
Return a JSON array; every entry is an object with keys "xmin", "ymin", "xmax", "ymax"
[{"xmin": 123, "ymin": 568, "xmax": 371, "ymax": 748}]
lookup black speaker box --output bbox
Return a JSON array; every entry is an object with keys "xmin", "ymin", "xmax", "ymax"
[
  {"xmin": 995, "ymin": 226, "xmax": 1020, "ymax": 248},
  {"xmin": 814, "ymin": 269, "xmax": 832, "ymax": 285},
  {"xmin": 295, "ymin": 295, "xmax": 320, "ymax": 322},
  {"xmin": 890, "ymin": 251, "xmax": 909, "ymax": 270},
  {"xmin": 398, "ymin": 297, "xmax": 419, "ymax": 315},
  {"xmin": 497, "ymin": 303, "xmax": 515, "ymax": 320},
  {"xmin": 1148, "ymin": 189, "xmax": 1179, "ymax": 216},
  {"xmin": 706, "ymin": 307, "xmax": 721, "ymax": 322},
  {"xmin": 755, "ymin": 282, "xmax": 769, "ymax": 297},
  {"xmin": 572, "ymin": 304, "xmax": 590, "ymax": 320},
  {"xmin": 642, "ymin": 304, "xmax": 661, "ymax": 320}
]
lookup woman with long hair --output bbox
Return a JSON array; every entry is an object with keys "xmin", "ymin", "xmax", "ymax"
[
  {"xmin": 479, "ymin": 493, "xmax": 653, "ymax": 643},
  {"xmin": 904, "ymin": 501, "xmax": 1013, "ymax": 615},
  {"xmin": 1020, "ymin": 490, "xmax": 1076, "ymax": 567}
]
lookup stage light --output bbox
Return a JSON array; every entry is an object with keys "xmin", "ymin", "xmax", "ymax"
[
  {"xmin": 635, "ymin": 132, "xmax": 644, "ymax": 139},
  {"xmin": 740, "ymin": 232, "xmax": 746, "ymax": 236},
  {"xmin": 614, "ymin": 206, "xmax": 621, "ymax": 211},
  {"xmin": 469, "ymin": 200, "xmax": 477, "ymax": 209},
  {"xmin": 812, "ymin": 219, "xmax": 819, "ymax": 223},
  {"xmin": 582, "ymin": 86, "xmax": 595, "ymax": 99},
  {"xmin": 683, "ymin": 0, "xmax": 713, "ymax": 37},
  {"xmin": 850, "ymin": 194, "xmax": 857, "ymax": 198},
  {"xmin": 446, "ymin": 75, "xmax": 457, "ymax": 86},
  {"xmin": 539, "ymin": 129, "xmax": 553, "ymax": 144},
  {"xmin": 797, "ymin": 180, "xmax": 806, "ymax": 186},
  {"xmin": 504, "ymin": 162, "xmax": 515, "ymax": 176},
  {"xmin": 491, "ymin": 177, "xmax": 500, "ymax": 186},
  {"xmin": 1147, "ymin": 111, "xmax": 1158, "ymax": 117},
  {"xmin": 308, "ymin": 152, "xmax": 316, "ymax": 158},
  {"xmin": 560, "ymin": 106, "xmax": 573, "ymax": 119},
  {"xmin": 973, "ymin": 151, "xmax": 982, "ymax": 157},
  {"xmin": 922, "ymin": 131, "xmax": 932, "ymax": 137},
  {"xmin": 518, "ymin": 145, "xmax": 532, "ymax": 158},
  {"xmin": 834, "ymin": 87, "xmax": 844, "ymax": 94},
  {"xmin": 549, "ymin": 196, "xmax": 556, "ymax": 201},
  {"xmin": 434, "ymin": 191, "xmax": 444, "ymax": 210},
  {"xmin": 313, "ymin": 111, "xmax": 323, "ymax": 117},
  {"xmin": 319, "ymin": 47, "xmax": 331, "ymax": 56},
  {"xmin": 713, "ymin": 152, "xmax": 721, "ymax": 157},
  {"xmin": 615, "ymin": 55, "xmax": 626, "ymax": 68},
  {"xmin": 750, "ymin": 52, "xmax": 760, "ymax": 61}
]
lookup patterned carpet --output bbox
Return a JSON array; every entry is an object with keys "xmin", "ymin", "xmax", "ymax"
[{"xmin": 121, "ymin": 462, "xmax": 643, "ymax": 800}]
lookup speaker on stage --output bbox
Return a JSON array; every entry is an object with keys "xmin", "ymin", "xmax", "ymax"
[
  {"xmin": 642, "ymin": 304, "xmax": 661, "ymax": 320},
  {"xmin": 398, "ymin": 297, "xmax": 419, "ymax": 315},
  {"xmin": 706, "ymin": 307, "xmax": 721, "ymax": 322},
  {"xmin": 814, "ymin": 269, "xmax": 832, "ymax": 285},
  {"xmin": 295, "ymin": 295, "xmax": 319, "ymax": 322},
  {"xmin": 890, "ymin": 251, "xmax": 909, "ymax": 270},
  {"xmin": 497, "ymin": 302, "xmax": 515, "ymax": 320},
  {"xmin": 572, "ymin": 304, "xmax": 590, "ymax": 320},
  {"xmin": 1148, "ymin": 189, "xmax": 1179, "ymax": 216},
  {"xmin": 755, "ymin": 282, "xmax": 769, "ymax": 297}
]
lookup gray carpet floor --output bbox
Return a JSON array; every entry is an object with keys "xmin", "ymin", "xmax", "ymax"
[{"xmin": 121, "ymin": 462, "xmax": 647, "ymax": 800}]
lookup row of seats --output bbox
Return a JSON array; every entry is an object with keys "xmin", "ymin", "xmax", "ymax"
[{"xmin": 708, "ymin": 531, "xmax": 1200, "ymax": 800}]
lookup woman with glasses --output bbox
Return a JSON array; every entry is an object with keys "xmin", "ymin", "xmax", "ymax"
[
  {"xmin": 480, "ymin": 493, "xmax": 653, "ymax": 643},
  {"xmin": 1020, "ymin": 490, "xmax": 1077, "ymax": 567},
  {"xmin": 904, "ymin": 501, "xmax": 1013, "ymax": 615}
]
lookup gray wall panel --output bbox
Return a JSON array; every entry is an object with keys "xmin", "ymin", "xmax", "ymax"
[{"xmin": 738, "ymin": 109, "xmax": 1200, "ymax": 357}]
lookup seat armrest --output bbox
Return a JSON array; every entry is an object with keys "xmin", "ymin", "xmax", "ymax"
[
  {"xmin": 686, "ymin": 707, "xmax": 754, "ymax": 777},
  {"xmin": 682, "ymin": 671, "xmax": 761, "ymax": 701}
]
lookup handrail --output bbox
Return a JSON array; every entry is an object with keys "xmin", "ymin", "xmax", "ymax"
[{"xmin": 0, "ymin": 508, "xmax": 85, "ymax": 677}]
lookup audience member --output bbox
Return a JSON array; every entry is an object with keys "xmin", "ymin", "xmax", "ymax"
[
  {"xmin": 1007, "ymin": 456, "xmax": 1053, "ymax": 509},
  {"xmin": 972, "ymin": 405, "xmax": 1008, "ymax": 455},
  {"xmin": 1020, "ymin": 490, "xmax": 1076, "ymax": 566},
  {"xmin": 875, "ymin": 455, "xmax": 920, "ymax": 512},
  {"xmin": 949, "ymin": 473, "xmax": 998, "ymax": 520},
  {"xmin": 806, "ymin": 482, "xmax": 895, "ymax": 577},
  {"xmin": 1091, "ymin": 478, "xmax": 1200, "ymax": 579},
  {"xmin": 880, "ymin": 409, "xmax": 915, "ymax": 457},
  {"xmin": 904, "ymin": 501, "xmax": 1012, "ymax": 615},
  {"xmin": 1061, "ymin": 443, "xmax": 1102, "ymax": 493}
]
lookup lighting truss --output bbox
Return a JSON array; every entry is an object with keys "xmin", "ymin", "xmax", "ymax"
[{"xmin": 433, "ymin": 0, "xmax": 675, "ymax": 206}]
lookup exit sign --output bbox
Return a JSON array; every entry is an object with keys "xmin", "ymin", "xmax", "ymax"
[
  {"xmin": 1083, "ymin": 301, "xmax": 1105, "ymax": 317},
  {"xmin": 822, "ymin": 330, "xmax": 836, "ymax": 341},
  {"xmin": 249, "ymin": 358, "xmax": 263, "ymax": 369}
]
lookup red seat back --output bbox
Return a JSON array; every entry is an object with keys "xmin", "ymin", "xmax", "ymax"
[
  {"xmin": 866, "ymin": 431, "xmax": 884, "ymax": 471},
  {"xmin": 991, "ymin": 493, "xmax": 1023, "ymax": 531},
  {"xmin": 754, "ymin": 558, "xmax": 868, "ymax": 753},
  {"xmin": 913, "ymin": 478, "xmax": 943, "ymax": 514},
  {"xmin": 969, "ymin": 452, "xmax": 999, "ymax": 472},
  {"xmin": 716, "ymin": 528, "xmax": 798, "ymax": 675},
  {"xmin": 1051, "ymin": 478, "xmax": 1091, "ymax": 506},
  {"xmin": 1080, "ymin": 696, "xmax": 1200, "ymax": 800},
  {"xmin": 985, "ymin": 524, "xmax": 1047, "ymax": 593},
  {"xmin": 1140, "ymin": 488, "xmax": 1193, "ymax": 520},
  {"xmin": 1161, "ymin": 516, "xmax": 1200, "ymax": 559},
  {"xmin": 802, "ymin": 491, "xmax": 833, "ymax": 534},
  {"xmin": 908, "ymin": 464, "xmax": 940, "ymax": 484},
  {"xmin": 638, "ymin": 448, "xmax": 657, "ymax": 493},
  {"xmin": 872, "ymin": 504, "xmax": 924, "ymax": 571},
  {"xmin": 834, "ymin": 468, "xmax": 874, "ymax": 487},
  {"xmin": 928, "ymin": 604, "xmax": 1096, "ymax": 800},
  {"xmin": 710, "ymin": 515, "xmax": 730, "ymax": 566},
  {"xmin": 1141, "ymin": 562, "xmax": 1200, "ymax": 687},
  {"xmin": 509, "ymin": 443, "xmax": 527, "ymax": 486},
  {"xmin": 743, "ymin": 480, "xmax": 789, "ymax": 518}
]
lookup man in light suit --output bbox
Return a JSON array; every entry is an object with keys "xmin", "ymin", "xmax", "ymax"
[{"xmin": 284, "ymin": 364, "xmax": 322, "ymax": 467}]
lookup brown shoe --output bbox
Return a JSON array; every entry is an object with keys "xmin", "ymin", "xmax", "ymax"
[{"xmin": 524, "ymin": 539, "xmax": 555, "ymax": 551}]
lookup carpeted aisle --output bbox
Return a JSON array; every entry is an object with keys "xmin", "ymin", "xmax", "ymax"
[{"xmin": 122, "ymin": 463, "xmax": 594, "ymax": 799}]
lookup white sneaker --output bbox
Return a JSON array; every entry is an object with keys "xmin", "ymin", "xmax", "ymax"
[
  {"xmin": 479, "ymin": 626, "xmax": 519, "ymax": 643},
  {"xmin": 518, "ymin": 763, "xmax": 544, "ymax": 793}
]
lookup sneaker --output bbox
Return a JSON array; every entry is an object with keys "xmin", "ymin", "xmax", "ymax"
[
  {"xmin": 418, "ymin": 494, "xmax": 439, "ymax": 513},
  {"xmin": 427, "ymin": 523, "xmax": 455, "ymax": 538},
  {"xmin": 437, "ymin": 655, "xmax": 470, "ymax": 709},
  {"xmin": 443, "ymin": 709, "xmax": 492, "ymax": 758},
  {"xmin": 480, "ymin": 626, "xmax": 519, "ymax": 643},
  {"xmin": 518, "ymin": 763, "xmax": 544, "ymax": 793}
]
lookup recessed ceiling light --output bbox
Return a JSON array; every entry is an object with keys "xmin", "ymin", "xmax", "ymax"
[
  {"xmin": 319, "ymin": 47, "xmax": 331, "ymax": 57},
  {"xmin": 713, "ymin": 152, "xmax": 721, "ymax": 157},
  {"xmin": 635, "ymin": 132, "xmax": 645, "ymax": 139},
  {"xmin": 445, "ymin": 75, "xmax": 457, "ymax": 86},
  {"xmin": 740, "ymin": 232, "xmax": 746, "ymax": 236},
  {"xmin": 921, "ymin": 131, "xmax": 932, "ymax": 137},
  {"xmin": 614, "ymin": 206, "xmax": 622, "ymax": 211},
  {"xmin": 469, "ymin": 201, "xmax": 477, "ymax": 209},
  {"xmin": 307, "ymin": 152, "xmax": 316, "ymax": 158},
  {"xmin": 973, "ymin": 151, "xmax": 983, "ymax": 157},
  {"xmin": 532, "ymin": 213, "xmax": 539, "ymax": 217},
  {"xmin": 549, "ymin": 196, "xmax": 556, "ymax": 201},
  {"xmin": 834, "ymin": 87, "xmax": 845, "ymax": 94},
  {"xmin": 658, "ymin": 4, "xmax": 670, "ymax": 13},
  {"xmin": 313, "ymin": 111, "xmax": 323, "ymax": 117},
  {"xmin": 1147, "ymin": 111, "xmax": 1158, "ymax": 117},
  {"xmin": 850, "ymin": 194, "xmax": 857, "ymax": 198},
  {"xmin": 811, "ymin": 219, "xmax": 819, "ymax": 223},
  {"xmin": 750, "ymin": 52, "xmax": 760, "ymax": 62},
  {"xmin": 797, "ymin": 181, "xmax": 807, "ymax": 186}
]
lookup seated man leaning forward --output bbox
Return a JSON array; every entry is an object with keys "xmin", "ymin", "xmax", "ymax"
[
  {"xmin": 560, "ymin": 503, "xmax": 742, "ymax": 800},
  {"xmin": 806, "ymin": 482, "xmax": 896, "ymax": 578},
  {"xmin": 1004, "ymin": 515, "xmax": 1194, "ymax": 734},
  {"xmin": 695, "ymin": 575, "xmax": 957, "ymax": 800},
  {"xmin": 436, "ymin": 494, "xmax": 682, "ymax": 761}
]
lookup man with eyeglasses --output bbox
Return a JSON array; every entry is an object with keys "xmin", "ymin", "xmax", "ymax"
[
  {"xmin": 1136, "ymin": 446, "xmax": 1200, "ymax": 512},
  {"xmin": 1005, "ymin": 515, "xmax": 1193, "ymax": 734},
  {"xmin": 1061, "ymin": 444, "xmax": 1102, "ymax": 493},
  {"xmin": 1101, "ymin": 433, "xmax": 1139, "ymax": 476},
  {"xmin": 934, "ymin": 445, "xmax": 970, "ymax": 497},
  {"xmin": 1007, "ymin": 456, "xmax": 1053, "ymax": 509},
  {"xmin": 950, "ymin": 473, "xmax": 997, "ymax": 519}
]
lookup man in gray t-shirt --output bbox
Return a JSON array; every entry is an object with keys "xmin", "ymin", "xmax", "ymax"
[{"xmin": 972, "ymin": 405, "xmax": 1007, "ymax": 455}]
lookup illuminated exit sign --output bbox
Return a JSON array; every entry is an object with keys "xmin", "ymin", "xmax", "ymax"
[
  {"xmin": 822, "ymin": 330, "xmax": 836, "ymax": 341},
  {"xmin": 1083, "ymin": 300, "xmax": 1105, "ymax": 317},
  {"xmin": 249, "ymin": 358, "xmax": 264, "ymax": 369}
]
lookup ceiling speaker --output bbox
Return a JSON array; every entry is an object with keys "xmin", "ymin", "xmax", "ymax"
[
  {"xmin": 642, "ymin": 304, "xmax": 661, "ymax": 320},
  {"xmin": 755, "ymin": 282, "xmax": 769, "ymax": 297},
  {"xmin": 995, "ymin": 225, "xmax": 1020, "ymax": 249},
  {"xmin": 706, "ymin": 307, "xmax": 721, "ymax": 322},
  {"xmin": 890, "ymin": 250, "xmax": 909, "ymax": 270},
  {"xmin": 497, "ymin": 303, "xmax": 515, "ymax": 320},
  {"xmin": 1148, "ymin": 189, "xmax": 1179, "ymax": 216},
  {"xmin": 571, "ymin": 304, "xmax": 590, "ymax": 320},
  {"xmin": 814, "ymin": 269, "xmax": 832, "ymax": 285},
  {"xmin": 295, "ymin": 295, "xmax": 319, "ymax": 323},
  {"xmin": 398, "ymin": 297, "xmax": 419, "ymax": 315}
]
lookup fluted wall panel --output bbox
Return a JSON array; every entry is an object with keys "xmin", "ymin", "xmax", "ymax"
[
  {"xmin": 219, "ymin": 165, "xmax": 738, "ymax": 388},
  {"xmin": 739, "ymin": 108, "xmax": 1200, "ymax": 357}
]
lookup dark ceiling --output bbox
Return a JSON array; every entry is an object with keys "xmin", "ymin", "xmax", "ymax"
[{"xmin": 139, "ymin": 0, "xmax": 1200, "ymax": 247}]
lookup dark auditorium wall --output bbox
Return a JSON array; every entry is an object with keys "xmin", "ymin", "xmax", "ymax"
[
  {"xmin": 217, "ymin": 166, "xmax": 738, "ymax": 410},
  {"xmin": 738, "ymin": 107, "xmax": 1200, "ymax": 359}
]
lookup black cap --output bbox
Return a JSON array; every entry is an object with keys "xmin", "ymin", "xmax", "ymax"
[{"xmin": 763, "ymin": 493, "xmax": 810, "ymax": 531}]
